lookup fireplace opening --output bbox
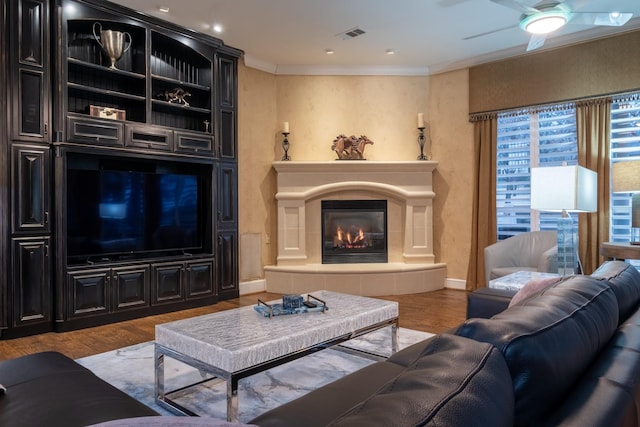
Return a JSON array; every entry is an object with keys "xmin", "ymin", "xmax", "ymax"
[{"xmin": 321, "ymin": 200, "xmax": 387, "ymax": 264}]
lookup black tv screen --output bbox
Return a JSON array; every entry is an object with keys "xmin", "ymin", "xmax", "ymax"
[{"xmin": 66, "ymin": 159, "xmax": 204, "ymax": 261}]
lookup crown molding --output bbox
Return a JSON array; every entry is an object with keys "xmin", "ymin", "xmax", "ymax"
[{"xmin": 243, "ymin": 54, "xmax": 429, "ymax": 76}]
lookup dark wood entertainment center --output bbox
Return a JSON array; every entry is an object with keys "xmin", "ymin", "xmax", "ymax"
[{"xmin": 0, "ymin": 0, "xmax": 241, "ymax": 338}]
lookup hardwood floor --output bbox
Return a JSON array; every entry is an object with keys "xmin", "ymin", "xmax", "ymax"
[{"xmin": 0, "ymin": 289, "xmax": 468, "ymax": 361}]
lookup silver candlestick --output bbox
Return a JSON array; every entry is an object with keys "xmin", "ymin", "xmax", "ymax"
[{"xmin": 281, "ymin": 132, "xmax": 291, "ymax": 161}]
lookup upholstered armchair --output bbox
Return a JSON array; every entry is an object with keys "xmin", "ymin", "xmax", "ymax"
[{"xmin": 484, "ymin": 231, "xmax": 558, "ymax": 285}]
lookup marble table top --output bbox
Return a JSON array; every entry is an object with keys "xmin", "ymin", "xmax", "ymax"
[
  {"xmin": 489, "ymin": 270, "xmax": 561, "ymax": 291},
  {"xmin": 155, "ymin": 290, "xmax": 398, "ymax": 373}
]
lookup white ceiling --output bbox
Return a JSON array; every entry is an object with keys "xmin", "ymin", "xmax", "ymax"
[{"xmin": 109, "ymin": 0, "xmax": 640, "ymax": 75}]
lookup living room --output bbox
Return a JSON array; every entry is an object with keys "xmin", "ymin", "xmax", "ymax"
[{"xmin": 3, "ymin": 0, "xmax": 640, "ymax": 426}]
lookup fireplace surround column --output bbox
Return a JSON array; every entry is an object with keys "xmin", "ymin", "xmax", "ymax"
[{"xmin": 277, "ymin": 199, "xmax": 307, "ymax": 265}]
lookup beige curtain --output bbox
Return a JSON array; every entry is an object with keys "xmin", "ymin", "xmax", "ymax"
[
  {"xmin": 575, "ymin": 97, "xmax": 611, "ymax": 274},
  {"xmin": 466, "ymin": 114, "xmax": 498, "ymax": 290}
]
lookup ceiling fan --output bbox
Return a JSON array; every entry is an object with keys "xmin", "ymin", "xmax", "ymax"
[{"xmin": 465, "ymin": 0, "xmax": 633, "ymax": 51}]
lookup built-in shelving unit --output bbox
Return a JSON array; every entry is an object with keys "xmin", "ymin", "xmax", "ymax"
[{"xmin": 0, "ymin": 0, "xmax": 240, "ymax": 338}]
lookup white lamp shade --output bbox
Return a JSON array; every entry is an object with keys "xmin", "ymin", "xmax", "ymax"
[{"xmin": 531, "ymin": 165, "xmax": 598, "ymax": 212}]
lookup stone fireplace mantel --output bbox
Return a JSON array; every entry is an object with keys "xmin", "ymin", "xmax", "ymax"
[{"xmin": 265, "ymin": 160, "xmax": 446, "ymax": 296}]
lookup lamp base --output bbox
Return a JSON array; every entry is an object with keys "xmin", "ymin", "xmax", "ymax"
[
  {"xmin": 557, "ymin": 214, "xmax": 577, "ymax": 275},
  {"xmin": 632, "ymin": 195, "xmax": 640, "ymax": 245}
]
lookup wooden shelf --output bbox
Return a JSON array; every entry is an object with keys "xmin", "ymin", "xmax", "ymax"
[
  {"xmin": 152, "ymin": 99, "xmax": 211, "ymax": 114},
  {"xmin": 68, "ymin": 82, "xmax": 146, "ymax": 102},
  {"xmin": 151, "ymin": 74, "xmax": 210, "ymax": 91},
  {"xmin": 68, "ymin": 57, "xmax": 145, "ymax": 79}
]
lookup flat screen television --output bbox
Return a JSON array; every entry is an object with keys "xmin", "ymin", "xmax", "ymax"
[{"xmin": 66, "ymin": 155, "xmax": 210, "ymax": 262}]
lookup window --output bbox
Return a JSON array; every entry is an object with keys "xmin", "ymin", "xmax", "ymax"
[
  {"xmin": 496, "ymin": 105, "xmax": 578, "ymax": 240},
  {"xmin": 610, "ymin": 95, "xmax": 640, "ymax": 243}
]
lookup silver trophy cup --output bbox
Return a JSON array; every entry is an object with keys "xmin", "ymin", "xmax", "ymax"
[{"xmin": 93, "ymin": 22, "xmax": 132, "ymax": 70}]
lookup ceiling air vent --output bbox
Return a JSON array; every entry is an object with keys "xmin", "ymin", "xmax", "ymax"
[{"xmin": 337, "ymin": 27, "xmax": 366, "ymax": 40}]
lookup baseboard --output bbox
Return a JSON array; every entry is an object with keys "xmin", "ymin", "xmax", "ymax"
[
  {"xmin": 240, "ymin": 278, "xmax": 267, "ymax": 295},
  {"xmin": 242, "ymin": 277, "xmax": 464, "ymax": 295},
  {"xmin": 445, "ymin": 278, "xmax": 466, "ymax": 290}
]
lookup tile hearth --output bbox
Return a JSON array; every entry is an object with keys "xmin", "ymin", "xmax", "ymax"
[{"xmin": 265, "ymin": 161, "xmax": 446, "ymax": 296}]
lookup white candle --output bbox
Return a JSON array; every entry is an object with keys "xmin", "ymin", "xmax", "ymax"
[
  {"xmin": 283, "ymin": 122, "xmax": 289, "ymax": 133},
  {"xmin": 417, "ymin": 113, "xmax": 424, "ymax": 128}
]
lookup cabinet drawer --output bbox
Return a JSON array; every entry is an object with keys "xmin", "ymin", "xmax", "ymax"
[
  {"xmin": 67, "ymin": 268, "xmax": 111, "ymax": 317},
  {"xmin": 67, "ymin": 116, "xmax": 123, "ymax": 146},
  {"xmin": 175, "ymin": 131, "xmax": 214, "ymax": 156},
  {"xmin": 126, "ymin": 125, "xmax": 174, "ymax": 152}
]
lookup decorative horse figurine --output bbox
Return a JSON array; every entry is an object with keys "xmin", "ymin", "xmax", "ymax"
[{"xmin": 331, "ymin": 134, "xmax": 374, "ymax": 159}]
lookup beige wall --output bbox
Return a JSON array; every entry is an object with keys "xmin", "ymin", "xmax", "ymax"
[
  {"xmin": 428, "ymin": 69, "xmax": 474, "ymax": 281},
  {"xmin": 237, "ymin": 66, "xmax": 475, "ymax": 283},
  {"xmin": 236, "ymin": 28, "xmax": 640, "ymax": 287},
  {"xmin": 237, "ymin": 65, "xmax": 278, "ymax": 280},
  {"xmin": 275, "ymin": 75, "xmax": 429, "ymax": 161}
]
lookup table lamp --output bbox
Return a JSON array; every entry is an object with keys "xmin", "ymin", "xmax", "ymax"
[
  {"xmin": 531, "ymin": 165, "xmax": 598, "ymax": 275},
  {"xmin": 612, "ymin": 160, "xmax": 640, "ymax": 245}
]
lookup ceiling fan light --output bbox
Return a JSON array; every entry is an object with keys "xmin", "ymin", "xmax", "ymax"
[
  {"xmin": 521, "ymin": 14, "xmax": 567, "ymax": 34},
  {"xmin": 520, "ymin": 7, "xmax": 571, "ymax": 35}
]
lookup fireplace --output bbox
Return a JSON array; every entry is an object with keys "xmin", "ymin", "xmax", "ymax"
[
  {"xmin": 266, "ymin": 161, "xmax": 445, "ymax": 297},
  {"xmin": 321, "ymin": 200, "xmax": 387, "ymax": 264}
]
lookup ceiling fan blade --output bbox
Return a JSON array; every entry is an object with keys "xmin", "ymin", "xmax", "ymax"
[
  {"xmin": 491, "ymin": 0, "xmax": 539, "ymax": 14},
  {"xmin": 462, "ymin": 23, "xmax": 519, "ymax": 40},
  {"xmin": 436, "ymin": 0, "xmax": 471, "ymax": 7},
  {"xmin": 526, "ymin": 34, "xmax": 546, "ymax": 51},
  {"xmin": 570, "ymin": 12, "xmax": 633, "ymax": 27}
]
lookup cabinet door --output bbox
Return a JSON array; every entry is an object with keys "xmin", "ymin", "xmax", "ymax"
[
  {"xmin": 67, "ymin": 268, "xmax": 110, "ymax": 317},
  {"xmin": 11, "ymin": 144, "xmax": 50, "ymax": 234},
  {"xmin": 186, "ymin": 259, "xmax": 214, "ymax": 299},
  {"xmin": 10, "ymin": 0, "xmax": 50, "ymax": 142},
  {"xmin": 217, "ymin": 162, "xmax": 237, "ymax": 226},
  {"xmin": 67, "ymin": 116, "xmax": 124, "ymax": 147},
  {"xmin": 217, "ymin": 231, "xmax": 238, "ymax": 299},
  {"xmin": 217, "ymin": 55, "xmax": 236, "ymax": 159},
  {"xmin": 125, "ymin": 125, "xmax": 174, "ymax": 152},
  {"xmin": 12, "ymin": 237, "xmax": 51, "ymax": 327},
  {"xmin": 113, "ymin": 265, "xmax": 150, "ymax": 311},
  {"xmin": 174, "ymin": 131, "xmax": 214, "ymax": 156},
  {"xmin": 152, "ymin": 262, "xmax": 184, "ymax": 304}
]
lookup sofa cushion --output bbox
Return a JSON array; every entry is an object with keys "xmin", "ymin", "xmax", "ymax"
[
  {"xmin": 543, "ymin": 308, "xmax": 640, "ymax": 427},
  {"xmin": 590, "ymin": 260, "xmax": 640, "ymax": 323},
  {"xmin": 454, "ymin": 275, "xmax": 619, "ymax": 427},
  {"xmin": 251, "ymin": 334, "xmax": 514, "ymax": 427}
]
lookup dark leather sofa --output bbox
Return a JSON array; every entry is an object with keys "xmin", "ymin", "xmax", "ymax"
[
  {"xmin": 252, "ymin": 261, "xmax": 640, "ymax": 426},
  {"xmin": 2, "ymin": 261, "xmax": 640, "ymax": 427},
  {"xmin": 0, "ymin": 351, "xmax": 158, "ymax": 427}
]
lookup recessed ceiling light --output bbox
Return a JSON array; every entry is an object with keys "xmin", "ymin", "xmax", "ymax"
[
  {"xmin": 158, "ymin": 6, "xmax": 170, "ymax": 13},
  {"xmin": 213, "ymin": 24, "xmax": 223, "ymax": 33},
  {"xmin": 325, "ymin": 49, "xmax": 335, "ymax": 55},
  {"xmin": 386, "ymin": 49, "xmax": 395, "ymax": 55}
]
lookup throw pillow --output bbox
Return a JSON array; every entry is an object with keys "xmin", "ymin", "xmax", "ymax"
[{"xmin": 508, "ymin": 276, "xmax": 562, "ymax": 307}]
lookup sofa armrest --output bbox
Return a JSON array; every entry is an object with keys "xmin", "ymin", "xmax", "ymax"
[
  {"xmin": 466, "ymin": 287, "xmax": 516, "ymax": 319},
  {"xmin": 537, "ymin": 245, "xmax": 558, "ymax": 273}
]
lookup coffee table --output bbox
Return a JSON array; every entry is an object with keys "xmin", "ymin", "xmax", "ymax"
[{"xmin": 154, "ymin": 290, "xmax": 399, "ymax": 422}]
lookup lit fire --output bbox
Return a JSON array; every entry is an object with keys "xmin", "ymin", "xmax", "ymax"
[{"xmin": 334, "ymin": 226, "xmax": 367, "ymax": 249}]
